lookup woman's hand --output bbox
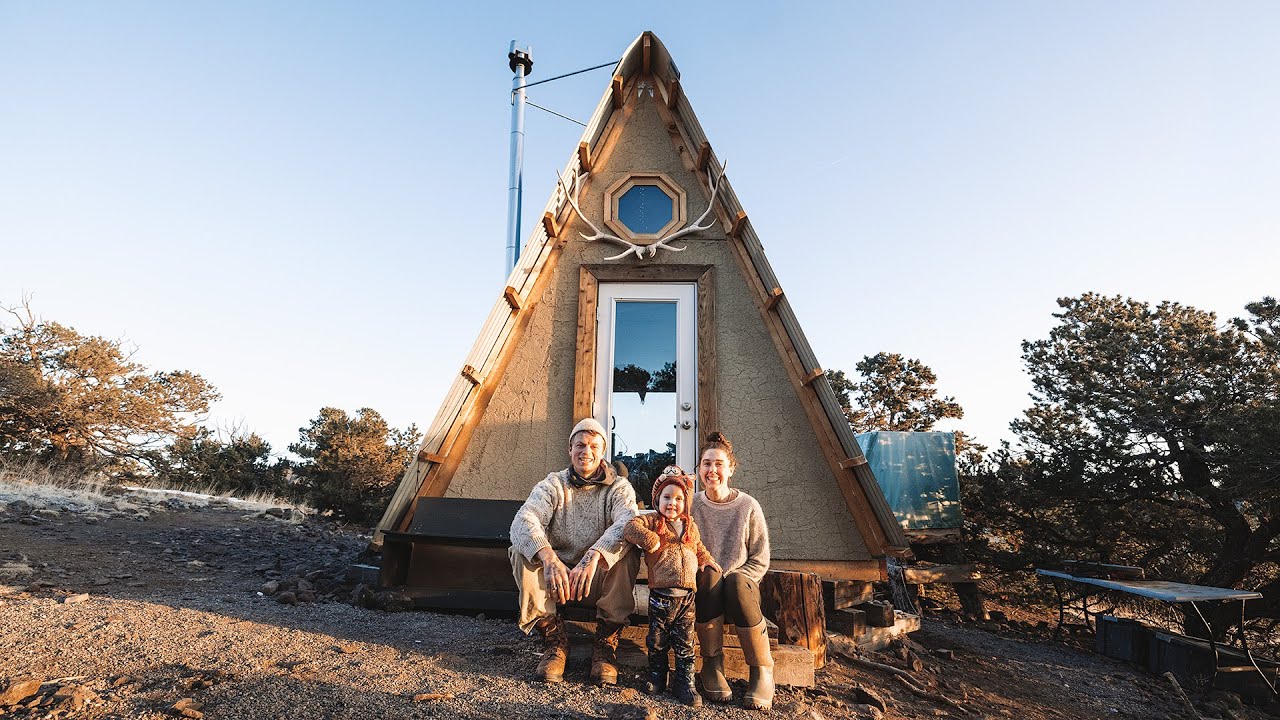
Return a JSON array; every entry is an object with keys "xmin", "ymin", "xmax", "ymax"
[{"xmin": 700, "ymin": 560, "xmax": 721, "ymax": 574}]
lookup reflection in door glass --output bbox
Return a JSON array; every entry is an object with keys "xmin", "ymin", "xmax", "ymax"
[{"xmin": 611, "ymin": 301, "xmax": 677, "ymax": 506}]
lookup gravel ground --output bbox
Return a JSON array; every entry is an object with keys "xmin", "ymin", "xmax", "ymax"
[{"xmin": 1, "ymin": 485, "xmax": 1276, "ymax": 719}]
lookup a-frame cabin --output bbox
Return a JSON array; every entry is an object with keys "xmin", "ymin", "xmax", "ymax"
[{"xmin": 375, "ymin": 32, "xmax": 908, "ymax": 598}]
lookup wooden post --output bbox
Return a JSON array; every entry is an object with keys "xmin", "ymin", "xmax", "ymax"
[{"xmin": 760, "ymin": 570, "xmax": 827, "ymax": 668}]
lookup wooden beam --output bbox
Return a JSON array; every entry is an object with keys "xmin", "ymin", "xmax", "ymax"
[
  {"xmin": 576, "ymin": 142, "xmax": 591, "ymax": 173},
  {"xmin": 667, "ymin": 78, "xmax": 681, "ymax": 110},
  {"xmin": 696, "ymin": 141, "xmax": 711, "ymax": 171},
  {"xmin": 417, "ymin": 450, "xmax": 446, "ymax": 465},
  {"xmin": 642, "ymin": 34, "xmax": 651, "ymax": 75},
  {"xmin": 839, "ymin": 456, "xmax": 868, "ymax": 469},
  {"xmin": 461, "ymin": 365, "xmax": 483, "ymax": 386},
  {"xmin": 540, "ymin": 211, "xmax": 557, "ymax": 240},
  {"xmin": 572, "ymin": 267, "xmax": 599, "ymax": 421},
  {"xmin": 770, "ymin": 559, "xmax": 886, "ymax": 582},
  {"xmin": 901, "ymin": 564, "xmax": 980, "ymax": 585},
  {"xmin": 764, "ymin": 287, "xmax": 784, "ymax": 311},
  {"xmin": 905, "ymin": 528, "xmax": 964, "ymax": 546},
  {"xmin": 611, "ymin": 75, "xmax": 624, "ymax": 109},
  {"xmin": 696, "ymin": 267, "xmax": 718, "ymax": 438},
  {"xmin": 802, "ymin": 368, "xmax": 824, "ymax": 386},
  {"xmin": 503, "ymin": 286, "xmax": 522, "ymax": 311},
  {"xmin": 729, "ymin": 211, "xmax": 748, "ymax": 239}
]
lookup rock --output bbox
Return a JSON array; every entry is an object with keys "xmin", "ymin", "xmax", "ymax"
[
  {"xmin": 411, "ymin": 693, "xmax": 454, "ymax": 701},
  {"xmin": 110, "ymin": 675, "xmax": 138, "ymax": 688},
  {"xmin": 618, "ymin": 687, "xmax": 639, "ymax": 701},
  {"xmin": 51, "ymin": 684, "xmax": 96, "ymax": 711},
  {"xmin": 850, "ymin": 704, "xmax": 885, "ymax": 719},
  {"xmin": 375, "ymin": 591, "xmax": 414, "ymax": 612},
  {"xmin": 930, "ymin": 648, "xmax": 955, "ymax": 660},
  {"xmin": 296, "ymin": 579, "xmax": 314, "ymax": 593},
  {"xmin": 261, "ymin": 581, "xmax": 280, "ymax": 595},
  {"xmin": 63, "ymin": 593, "xmax": 90, "ymax": 604},
  {"xmin": 274, "ymin": 591, "xmax": 298, "ymax": 605},
  {"xmin": 333, "ymin": 643, "xmax": 358, "ymax": 654},
  {"xmin": 92, "ymin": 578, "xmax": 111, "ymax": 586},
  {"xmin": 851, "ymin": 686, "xmax": 887, "ymax": 712},
  {"xmin": 297, "ymin": 590, "xmax": 316, "ymax": 603},
  {"xmin": 0, "ymin": 678, "xmax": 43, "ymax": 706},
  {"xmin": 265, "ymin": 507, "xmax": 293, "ymax": 519},
  {"xmin": 18, "ymin": 517, "xmax": 40, "ymax": 526},
  {"xmin": 987, "ymin": 610, "xmax": 1007, "ymax": 622}
]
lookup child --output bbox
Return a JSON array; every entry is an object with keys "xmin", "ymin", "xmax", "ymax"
[{"xmin": 623, "ymin": 466, "xmax": 720, "ymax": 707}]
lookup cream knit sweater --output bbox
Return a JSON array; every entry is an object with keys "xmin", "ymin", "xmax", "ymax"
[
  {"xmin": 510, "ymin": 467, "xmax": 638, "ymax": 568},
  {"xmin": 691, "ymin": 490, "xmax": 770, "ymax": 584}
]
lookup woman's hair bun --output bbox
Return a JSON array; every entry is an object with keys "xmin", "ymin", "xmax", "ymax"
[{"xmin": 705, "ymin": 431, "xmax": 731, "ymax": 448}]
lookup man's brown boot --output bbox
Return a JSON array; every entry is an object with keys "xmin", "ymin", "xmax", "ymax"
[
  {"xmin": 534, "ymin": 615, "xmax": 569, "ymax": 683},
  {"xmin": 589, "ymin": 620, "xmax": 626, "ymax": 685}
]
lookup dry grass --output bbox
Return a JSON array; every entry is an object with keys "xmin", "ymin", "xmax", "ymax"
[{"xmin": 0, "ymin": 460, "xmax": 312, "ymax": 519}]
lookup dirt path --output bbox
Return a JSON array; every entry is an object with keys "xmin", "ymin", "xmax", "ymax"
[{"xmin": 1, "ymin": 490, "xmax": 1273, "ymax": 719}]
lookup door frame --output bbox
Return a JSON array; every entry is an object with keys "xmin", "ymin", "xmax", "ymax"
[
  {"xmin": 573, "ymin": 264, "xmax": 718, "ymax": 453},
  {"xmin": 593, "ymin": 282, "xmax": 697, "ymax": 471}
]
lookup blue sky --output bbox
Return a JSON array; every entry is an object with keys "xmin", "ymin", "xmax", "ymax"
[{"xmin": 3, "ymin": 3, "xmax": 1278, "ymax": 456}]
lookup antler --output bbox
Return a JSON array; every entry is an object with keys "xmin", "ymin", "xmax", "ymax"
[
  {"xmin": 643, "ymin": 160, "xmax": 727, "ymax": 257},
  {"xmin": 556, "ymin": 169, "xmax": 649, "ymax": 261},
  {"xmin": 555, "ymin": 159, "xmax": 729, "ymax": 261}
]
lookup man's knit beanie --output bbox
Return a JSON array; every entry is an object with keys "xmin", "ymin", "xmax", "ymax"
[{"xmin": 570, "ymin": 417, "xmax": 607, "ymax": 444}]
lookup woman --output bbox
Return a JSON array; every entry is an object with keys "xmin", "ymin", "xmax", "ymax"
[{"xmin": 690, "ymin": 431, "xmax": 774, "ymax": 711}]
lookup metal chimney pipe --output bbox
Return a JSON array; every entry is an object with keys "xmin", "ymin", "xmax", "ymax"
[{"xmin": 505, "ymin": 41, "xmax": 533, "ymax": 276}]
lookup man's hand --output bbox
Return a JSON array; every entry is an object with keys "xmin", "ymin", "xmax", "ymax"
[
  {"xmin": 566, "ymin": 549, "xmax": 605, "ymax": 601},
  {"xmin": 537, "ymin": 547, "xmax": 571, "ymax": 604}
]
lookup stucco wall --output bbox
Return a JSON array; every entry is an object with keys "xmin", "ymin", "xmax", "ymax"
[{"xmin": 445, "ymin": 91, "xmax": 869, "ymax": 562}]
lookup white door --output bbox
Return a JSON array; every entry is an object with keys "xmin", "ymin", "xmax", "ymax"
[{"xmin": 594, "ymin": 283, "xmax": 698, "ymax": 499}]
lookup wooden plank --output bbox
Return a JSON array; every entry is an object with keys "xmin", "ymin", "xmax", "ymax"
[
  {"xmin": 573, "ymin": 267, "xmax": 599, "ymax": 421},
  {"xmin": 611, "ymin": 75, "xmax": 624, "ymax": 109},
  {"xmin": 577, "ymin": 142, "xmax": 592, "ymax": 173},
  {"xmin": 905, "ymin": 528, "xmax": 963, "ymax": 545},
  {"xmin": 764, "ymin": 287, "xmax": 784, "ymax": 311},
  {"xmin": 503, "ymin": 286, "xmax": 522, "ymax": 311},
  {"xmin": 839, "ymin": 456, "xmax": 868, "ymax": 469},
  {"xmin": 760, "ymin": 571, "xmax": 827, "ymax": 669},
  {"xmin": 802, "ymin": 367, "xmax": 824, "ymax": 386},
  {"xmin": 584, "ymin": 264, "xmax": 711, "ymax": 283},
  {"xmin": 416, "ymin": 450, "xmax": 446, "ymax": 464},
  {"xmin": 461, "ymin": 364, "xmax": 483, "ymax": 386},
  {"xmin": 823, "ymin": 580, "xmax": 874, "ymax": 611},
  {"xmin": 666, "ymin": 78, "xmax": 680, "ymax": 109},
  {"xmin": 696, "ymin": 644, "xmax": 814, "ymax": 688},
  {"xmin": 696, "ymin": 141, "xmax": 711, "ymax": 171},
  {"xmin": 695, "ymin": 267, "xmax": 718, "ymax": 438},
  {"xmin": 541, "ymin": 211, "xmax": 558, "ymax": 239},
  {"xmin": 901, "ymin": 564, "xmax": 980, "ymax": 585},
  {"xmin": 729, "ymin": 210, "xmax": 748, "ymax": 238},
  {"xmin": 770, "ymin": 559, "xmax": 885, "ymax": 582}
]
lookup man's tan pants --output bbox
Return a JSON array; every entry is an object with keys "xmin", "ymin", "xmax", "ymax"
[{"xmin": 509, "ymin": 546, "xmax": 640, "ymax": 633}]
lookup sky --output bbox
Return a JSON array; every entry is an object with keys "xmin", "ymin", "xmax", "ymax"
[{"xmin": 3, "ymin": 2, "xmax": 1278, "ymax": 458}]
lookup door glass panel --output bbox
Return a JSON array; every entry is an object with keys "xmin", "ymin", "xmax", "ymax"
[{"xmin": 610, "ymin": 301, "xmax": 677, "ymax": 506}]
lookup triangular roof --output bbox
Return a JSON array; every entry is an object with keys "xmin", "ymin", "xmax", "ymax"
[{"xmin": 376, "ymin": 32, "xmax": 908, "ymax": 559}]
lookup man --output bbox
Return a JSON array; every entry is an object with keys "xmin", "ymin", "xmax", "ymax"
[{"xmin": 508, "ymin": 418, "xmax": 641, "ymax": 684}]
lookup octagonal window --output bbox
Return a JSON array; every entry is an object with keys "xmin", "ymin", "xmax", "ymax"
[{"xmin": 617, "ymin": 184, "xmax": 674, "ymax": 235}]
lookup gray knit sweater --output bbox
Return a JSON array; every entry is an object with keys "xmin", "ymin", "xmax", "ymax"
[
  {"xmin": 510, "ymin": 467, "xmax": 638, "ymax": 568},
  {"xmin": 691, "ymin": 490, "xmax": 770, "ymax": 584}
]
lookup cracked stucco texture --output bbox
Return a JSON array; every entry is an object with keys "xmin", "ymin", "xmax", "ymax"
[{"xmin": 445, "ymin": 92, "xmax": 868, "ymax": 562}]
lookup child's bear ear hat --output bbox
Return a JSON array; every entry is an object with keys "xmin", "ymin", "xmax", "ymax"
[{"xmin": 651, "ymin": 465, "xmax": 693, "ymax": 507}]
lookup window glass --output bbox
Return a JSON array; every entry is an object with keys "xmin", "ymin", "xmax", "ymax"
[
  {"xmin": 611, "ymin": 300, "xmax": 677, "ymax": 504},
  {"xmin": 617, "ymin": 184, "xmax": 674, "ymax": 235}
]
